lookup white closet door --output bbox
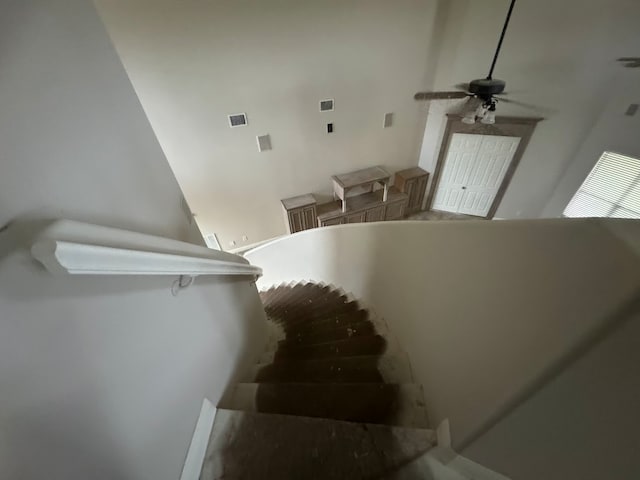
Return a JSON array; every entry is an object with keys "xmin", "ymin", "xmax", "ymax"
[
  {"xmin": 433, "ymin": 133, "xmax": 520, "ymax": 217},
  {"xmin": 457, "ymin": 135, "xmax": 520, "ymax": 216},
  {"xmin": 432, "ymin": 134, "xmax": 482, "ymax": 213}
]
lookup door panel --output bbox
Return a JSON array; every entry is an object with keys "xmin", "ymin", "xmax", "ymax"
[
  {"xmin": 434, "ymin": 133, "xmax": 520, "ymax": 216},
  {"xmin": 433, "ymin": 134, "xmax": 482, "ymax": 213},
  {"xmin": 458, "ymin": 135, "xmax": 520, "ymax": 216}
]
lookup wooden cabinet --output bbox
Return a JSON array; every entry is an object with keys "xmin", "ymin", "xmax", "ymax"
[
  {"xmin": 317, "ymin": 188, "xmax": 408, "ymax": 227},
  {"xmin": 282, "ymin": 166, "xmax": 417, "ymax": 233},
  {"xmin": 394, "ymin": 167, "xmax": 429, "ymax": 215},
  {"xmin": 281, "ymin": 194, "xmax": 317, "ymax": 234}
]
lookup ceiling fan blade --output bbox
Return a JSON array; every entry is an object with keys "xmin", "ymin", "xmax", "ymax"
[
  {"xmin": 617, "ymin": 57, "xmax": 640, "ymax": 68},
  {"xmin": 453, "ymin": 83, "xmax": 471, "ymax": 92},
  {"xmin": 494, "ymin": 96, "xmax": 556, "ymax": 113},
  {"xmin": 414, "ymin": 91, "xmax": 469, "ymax": 101}
]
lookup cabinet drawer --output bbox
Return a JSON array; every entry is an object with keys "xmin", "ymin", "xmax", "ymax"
[
  {"xmin": 385, "ymin": 201, "xmax": 406, "ymax": 220},
  {"xmin": 320, "ymin": 217, "xmax": 344, "ymax": 227}
]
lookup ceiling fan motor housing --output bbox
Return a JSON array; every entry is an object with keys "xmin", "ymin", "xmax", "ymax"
[{"xmin": 469, "ymin": 78, "xmax": 506, "ymax": 98}]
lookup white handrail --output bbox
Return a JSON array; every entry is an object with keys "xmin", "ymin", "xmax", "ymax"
[{"xmin": 29, "ymin": 220, "xmax": 262, "ymax": 277}]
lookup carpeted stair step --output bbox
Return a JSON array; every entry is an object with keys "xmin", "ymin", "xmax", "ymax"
[
  {"xmin": 201, "ymin": 409, "xmax": 436, "ymax": 480},
  {"xmin": 219, "ymin": 382, "xmax": 429, "ymax": 428},
  {"xmin": 272, "ymin": 334, "xmax": 387, "ymax": 361},
  {"xmin": 281, "ymin": 319, "xmax": 376, "ymax": 345},
  {"xmin": 263, "ymin": 284, "xmax": 314, "ymax": 317},
  {"xmin": 263, "ymin": 284, "xmax": 333, "ymax": 314},
  {"xmin": 274, "ymin": 299, "xmax": 359, "ymax": 328},
  {"xmin": 283, "ymin": 308, "xmax": 370, "ymax": 333},
  {"xmin": 247, "ymin": 353, "xmax": 414, "ymax": 383}
]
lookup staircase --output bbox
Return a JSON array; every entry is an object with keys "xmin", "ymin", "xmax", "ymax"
[{"xmin": 200, "ymin": 282, "xmax": 438, "ymax": 478}]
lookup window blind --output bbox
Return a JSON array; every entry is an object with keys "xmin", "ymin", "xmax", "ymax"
[{"xmin": 563, "ymin": 151, "xmax": 640, "ymax": 219}]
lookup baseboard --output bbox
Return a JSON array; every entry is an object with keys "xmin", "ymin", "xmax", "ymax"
[{"xmin": 179, "ymin": 398, "xmax": 217, "ymax": 480}]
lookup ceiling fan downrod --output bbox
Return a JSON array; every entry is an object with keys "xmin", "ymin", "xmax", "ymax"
[{"xmin": 487, "ymin": 0, "xmax": 516, "ymax": 80}]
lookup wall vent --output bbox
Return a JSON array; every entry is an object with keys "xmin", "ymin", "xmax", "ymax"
[
  {"xmin": 228, "ymin": 113, "xmax": 248, "ymax": 127},
  {"xmin": 256, "ymin": 134, "xmax": 272, "ymax": 152},
  {"xmin": 625, "ymin": 104, "xmax": 639, "ymax": 116},
  {"xmin": 383, "ymin": 112, "xmax": 393, "ymax": 128},
  {"xmin": 319, "ymin": 99, "xmax": 334, "ymax": 112}
]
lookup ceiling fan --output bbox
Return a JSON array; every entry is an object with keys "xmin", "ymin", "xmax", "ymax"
[{"xmin": 414, "ymin": 0, "xmax": 537, "ymax": 124}]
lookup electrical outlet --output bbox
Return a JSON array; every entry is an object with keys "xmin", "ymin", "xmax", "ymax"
[{"xmin": 242, "ymin": 235, "xmax": 248, "ymax": 242}]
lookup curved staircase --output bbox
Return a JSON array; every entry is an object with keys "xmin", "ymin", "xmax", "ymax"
[{"xmin": 200, "ymin": 282, "xmax": 437, "ymax": 479}]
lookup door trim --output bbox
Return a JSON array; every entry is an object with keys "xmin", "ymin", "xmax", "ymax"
[{"xmin": 426, "ymin": 114, "xmax": 542, "ymax": 219}]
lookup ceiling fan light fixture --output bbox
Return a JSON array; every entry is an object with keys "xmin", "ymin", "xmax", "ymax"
[
  {"xmin": 462, "ymin": 110, "xmax": 476, "ymax": 124},
  {"xmin": 480, "ymin": 103, "xmax": 497, "ymax": 124},
  {"xmin": 480, "ymin": 111, "xmax": 496, "ymax": 124},
  {"xmin": 475, "ymin": 104, "xmax": 488, "ymax": 118}
]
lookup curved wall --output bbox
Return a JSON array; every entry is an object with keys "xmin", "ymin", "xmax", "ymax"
[{"xmin": 246, "ymin": 219, "xmax": 640, "ymax": 447}]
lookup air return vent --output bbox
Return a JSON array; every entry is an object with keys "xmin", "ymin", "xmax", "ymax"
[
  {"xmin": 319, "ymin": 99, "xmax": 334, "ymax": 112},
  {"xmin": 256, "ymin": 134, "xmax": 272, "ymax": 152},
  {"xmin": 228, "ymin": 113, "xmax": 247, "ymax": 127}
]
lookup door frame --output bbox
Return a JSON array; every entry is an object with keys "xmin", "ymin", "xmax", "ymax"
[{"xmin": 426, "ymin": 114, "xmax": 542, "ymax": 219}]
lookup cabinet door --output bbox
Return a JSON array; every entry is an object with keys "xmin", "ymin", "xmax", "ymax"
[
  {"xmin": 414, "ymin": 175, "xmax": 428, "ymax": 211},
  {"xmin": 365, "ymin": 205, "xmax": 385, "ymax": 222},
  {"xmin": 405, "ymin": 178, "xmax": 419, "ymax": 212},
  {"xmin": 385, "ymin": 201, "xmax": 405, "ymax": 220},
  {"xmin": 302, "ymin": 207, "xmax": 317, "ymax": 230},
  {"xmin": 345, "ymin": 212, "xmax": 366, "ymax": 223},
  {"xmin": 288, "ymin": 210, "xmax": 304, "ymax": 233}
]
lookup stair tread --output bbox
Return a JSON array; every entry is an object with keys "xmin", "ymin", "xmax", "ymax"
[
  {"xmin": 283, "ymin": 309, "xmax": 371, "ymax": 331},
  {"xmin": 202, "ymin": 409, "xmax": 436, "ymax": 480},
  {"xmin": 248, "ymin": 353, "xmax": 413, "ymax": 383},
  {"xmin": 220, "ymin": 382, "xmax": 429, "ymax": 428}
]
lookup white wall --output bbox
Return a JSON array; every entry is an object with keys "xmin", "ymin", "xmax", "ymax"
[
  {"xmin": 463, "ymin": 310, "xmax": 640, "ymax": 480},
  {"xmin": 0, "ymin": 1, "xmax": 266, "ymax": 478},
  {"xmin": 542, "ymin": 69, "xmax": 640, "ymax": 216},
  {"xmin": 245, "ymin": 219, "xmax": 640, "ymax": 447},
  {"xmin": 0, "ymin": 0, "xmax": 190, "ymax": 239},
  {"xmin": 417, "ymin": 0, "xmax": 640, "ymax": 218},
  {"xmin": 0, "ymin": 233, "xmax": 266, "ymax": 480},
  {"xmin": 94, "ymin": 0, "xmax": 439, "ymax": 248}
]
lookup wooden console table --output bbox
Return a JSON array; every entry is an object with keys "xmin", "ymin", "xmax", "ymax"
[{"xmin": 331, "ymin": 166, "xmax": 391, "ymax": 213}]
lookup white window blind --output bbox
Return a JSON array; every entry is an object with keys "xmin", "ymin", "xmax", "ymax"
[{"xmin": 563, "ymin": 151, "xmax": 640, "ymax": 219}]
